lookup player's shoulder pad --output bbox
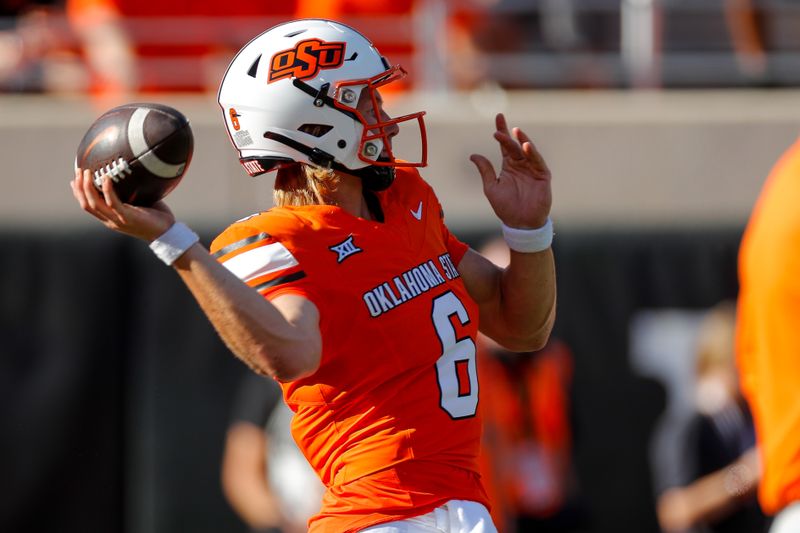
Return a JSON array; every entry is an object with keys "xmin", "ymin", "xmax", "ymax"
[{"xmin": 210, "ymin": 208, "xmax": 308, "ymax": 258}]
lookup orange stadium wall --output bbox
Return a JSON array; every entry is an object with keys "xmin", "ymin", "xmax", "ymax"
[{"xmin": 0, "ymin": 90, "xmax": 790, "ymax": 533}]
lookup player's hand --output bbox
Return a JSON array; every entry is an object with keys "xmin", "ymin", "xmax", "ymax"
[
  {"xmin": 70, "ymin": 168, "xmax": 175, "ymax": 242},
  {"xmin": 470, "ymin": 113, "xmax": 552, "ymax": 229}
]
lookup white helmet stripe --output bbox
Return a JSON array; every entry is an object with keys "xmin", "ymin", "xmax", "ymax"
[{"xmin": 128, "ymin": 108, "xmax": 186, "ymax": 178}]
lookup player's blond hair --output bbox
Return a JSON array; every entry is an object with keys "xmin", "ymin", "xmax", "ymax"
[{"xmin": 273, "ymin": 163, "xmax": 340, "ymax": 207}]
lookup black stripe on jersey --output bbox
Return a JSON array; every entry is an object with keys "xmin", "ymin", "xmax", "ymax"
[
  {"xmin": 254, "ymin": 270, "xmax": 306, "ymax": 292},
  {"xmin": 212, "ymin": 232, "xmax": 271, "ymax": 259}
]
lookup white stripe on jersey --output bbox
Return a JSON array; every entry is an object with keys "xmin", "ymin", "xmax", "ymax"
[{"xmin": 221, "ymin": 241, "xmax": 299, "ymax": 282}]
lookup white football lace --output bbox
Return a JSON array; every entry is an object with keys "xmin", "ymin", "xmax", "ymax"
[{"xmin": 93, "ymin": 158, "xmax": 132, "ymax": 187}]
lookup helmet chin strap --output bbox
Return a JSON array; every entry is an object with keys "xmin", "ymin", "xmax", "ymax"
[{"xmin": 262, "ymin": 130, "xmax": 395, "ymax": 191}]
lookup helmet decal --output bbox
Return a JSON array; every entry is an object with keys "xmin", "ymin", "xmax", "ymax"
[
  {"xmin": 269, "ymin": 39, "xmax": 346, "ymax": 83},
  {"xmin": 228, "ymin": 108, "xmax": 241, "ymax": 131}
]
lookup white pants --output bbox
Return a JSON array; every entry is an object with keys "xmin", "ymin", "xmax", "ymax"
[
  {"xmin": 360, "ymin": 500, "xmax": 497, "ymax": 533},
  {"xmin": 771, "ymin": 501, "xmax": 800, "ymax": 533}
]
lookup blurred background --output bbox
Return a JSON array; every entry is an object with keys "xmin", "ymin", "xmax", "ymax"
[{"xmin": 0, "ymin": 0, "xmax": 795, "ymax": 532}]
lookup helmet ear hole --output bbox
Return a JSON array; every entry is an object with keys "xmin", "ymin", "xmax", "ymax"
[{"xmin": 298, "ymin": 124, "xmax": 333, "ymax": 137}]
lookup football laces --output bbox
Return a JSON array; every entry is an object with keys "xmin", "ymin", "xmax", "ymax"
[{"xmin": 92, "ymin": 157, "xmax": 133, "ymax": 188}]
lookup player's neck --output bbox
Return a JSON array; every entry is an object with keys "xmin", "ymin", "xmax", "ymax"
[{"xmin": 329, "ymin": 174, "xmax": 372, "ymax": 220}]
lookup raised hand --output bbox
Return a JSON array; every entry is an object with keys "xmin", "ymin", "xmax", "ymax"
[
  {"xmin": 70, "ymin": 168, "xmax": 175, "ymax": 242},
  {"xmin": 469, "ymin": 113, "xmax": 552, "ymax": 229}
]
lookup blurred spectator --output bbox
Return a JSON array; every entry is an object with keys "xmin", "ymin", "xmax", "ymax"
[
  {"xmin": 723, "ymin": 0, "xmax": 767, "ymax": 81},
  {"xmin": 64, "ymin": 0, "xmax": 135, "ymax": 100},
  {"xmin": 221, "ymin": 371, "xmax": 324, "ymax": 533},
  {"xmin": 0, "ymin": 0, "xmax": 88, "ymax": 93},
  {"xmin": 65, "ymin": 0, "xmax": 298, "ymax": 93},
  {"xmin": 442, "ymin": 0, "xmax": 490, "ymax": 90},
  {"xmin": 737, "ymin": 136, "xmax": 800, "ymax": 533},
  {"xmin": 463, "ymin": 0, "xmax": 614, "ymax": 89},
  {"xmin": 476, "ymin": 237, "xmax": 587, "ymax": 533},
  {"xmin": 657, "ymin": 301, "xmax": 768, "ymax": 533}
]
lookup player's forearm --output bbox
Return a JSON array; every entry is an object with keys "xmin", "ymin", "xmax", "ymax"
[
  {"xmin": 172, "ymin": 245, "xmax": 320, "ymax": 380},
  {"xmin": 497, "ymin": 247, "xmax": 556, "ymax": 351}
]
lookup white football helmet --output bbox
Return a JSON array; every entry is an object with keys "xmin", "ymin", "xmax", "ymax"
[{"xmin": 217, "ymin": 19, "xmax": 427, "ymax": 190}]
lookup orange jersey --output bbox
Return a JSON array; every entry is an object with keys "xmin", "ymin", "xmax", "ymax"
[
  {"xmin": 737, "ymin": 137, "xmax": 800, "ymax": 514},
  {"xmin": 211, "ymin": 167, "xmax": 489, "ymax": 532}
]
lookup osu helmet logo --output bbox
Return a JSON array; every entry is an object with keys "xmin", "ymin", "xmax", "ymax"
[
  {"xmin": 269, "ymin": 38, "xmax": 346, "ymax": 83},
  {"xmin": 229, "ymin": 108, "xmax": 241, "ymax": 131}
]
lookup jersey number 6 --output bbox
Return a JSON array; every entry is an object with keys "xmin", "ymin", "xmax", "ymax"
[{"xmin": 432, "ymin": 291, "xmax": 478, "ymax": 419}]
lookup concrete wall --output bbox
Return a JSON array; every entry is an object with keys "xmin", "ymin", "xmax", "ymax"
[{"xmin": 3, "ymin": 89, "xmax": 798, "ymax": 233}]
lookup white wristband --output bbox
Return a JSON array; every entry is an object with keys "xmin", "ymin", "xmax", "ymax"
[
  {"xmin": 149, "ymin": 222, "xmax": 199, "ymax": 266},
  {"xmin": 502, "ymin": 217, "xmax": 554, "ymax": 253}
]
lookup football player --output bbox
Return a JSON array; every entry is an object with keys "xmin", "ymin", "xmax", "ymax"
[
  {"xmin": 71, "ymin": 18, "xmax": 556, "ymax": 533},
  {"xmin": 737, "ymin": 136, "xmax": 800, "ymax": 533}
]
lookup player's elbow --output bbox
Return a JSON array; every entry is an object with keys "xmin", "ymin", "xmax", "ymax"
[
  {"xmin": 522, "ymin": 325, "xmax": 553, "ymax": 351},
  {"xmin": 493, "ymin": 308, "xmax": 556, "ymax": 352},
  {"xmin": 257, "ymin": 340, "xmax": 321, "ymax": 383},
  {"xmin": 500, "ymin": 324, "xmax": 553, "ymax": 353},
  {"xmin": 270, "ymin": 359, "xmax": 317, "ymax": 382}
]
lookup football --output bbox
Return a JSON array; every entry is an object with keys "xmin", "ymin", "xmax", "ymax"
[{"xmin": 75, "ymin": 103, "xmax": 194, "ymax": 206}]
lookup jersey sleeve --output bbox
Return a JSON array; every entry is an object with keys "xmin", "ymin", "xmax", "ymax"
[{"xmin": 210, "ymin": 221, "xmax": 315, "ymax": 301}]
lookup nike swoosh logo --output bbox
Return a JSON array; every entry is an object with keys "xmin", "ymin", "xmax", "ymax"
[{"xmin": 410, "ymin": 201, "xmax": 423, "ymax": 220}]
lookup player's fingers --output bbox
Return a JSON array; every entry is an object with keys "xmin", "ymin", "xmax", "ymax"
[
  {"xmin": 101, "ymin": 174, "xmax": 125, "ymax": 210},
  {"xmin": 470, "ymin": 154, "xmax": 497, "ymax": 188},
  {"xmin": 493, "ymin": 114, "xmax": 515, "ymax": 159},
  {"xmin": 523, "ymin": 145, "xmax": 550, "ymax": 178},
  {"xmin": 70, "ymin": 179, "xmax": 89, "ymax": 213},
  {"xmin": 71, "ymin": 168, "xmax": 89, "ymax": 209},
  {"xmin": 495, "ymin": 113, "xmax": 511, "ymax": 136},
  {"xmin": 518, "ymin": 136, "xmax": 551, "ymax": 176},
  {"xmin": 76, "ymin": 169, "xmax": 100, "ymax": 212},
  {"xmin": 80, "ymin": 168, "xmax": 102, "ymax": 211},
  {"xmin": 494, "ymin": 130, "xmax": 525, "ymax": 162},
  {"xmin": 74, "ymin": 185, "xmax": 111, "ymax": 224},
  {"xmin": 73, "ymin": 169, "xmax": 116, "ymax": 224},
  {"xmin": 80, "ymin": 170, "xmax": 114, "ymax": 221},
  {"xmin": 101, "ymin": 177, "xmax": 130, "ymax": 226},
  {"xmin": 514, "ymin": 126, "xmax": 531, "ymax": 149},
  {"xmin": 509, "ymin": 127, "xmax": 551, "ymax": 176}
]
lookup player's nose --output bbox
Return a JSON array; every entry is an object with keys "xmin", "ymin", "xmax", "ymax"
[{"xmin": 381, "ymin": 110, "xmax": 399, "ymax": 138}]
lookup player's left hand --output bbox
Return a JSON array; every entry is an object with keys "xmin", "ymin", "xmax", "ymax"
[{"xmin": 470, "ymin": 113, "xmax": 552, "ymax": 229}]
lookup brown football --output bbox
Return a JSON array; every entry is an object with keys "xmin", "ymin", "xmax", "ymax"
[{"xmin": 75, "ymin": 103, "xmax": 193, "ymax": 206}]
